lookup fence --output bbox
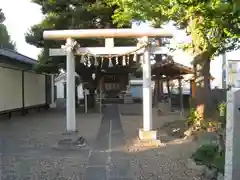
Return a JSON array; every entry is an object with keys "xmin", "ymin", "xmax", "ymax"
[{"xmin": 0, "ymin": 66, "xmax": 52, "ymax": 117}]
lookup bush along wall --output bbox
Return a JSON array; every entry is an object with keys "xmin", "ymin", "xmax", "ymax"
[{"xmin": 190, "ymin": 101, "xmax": 226, "ymax": 179}]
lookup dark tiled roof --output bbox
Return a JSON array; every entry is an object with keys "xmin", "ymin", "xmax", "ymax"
[{"xmin": 0, "ymin": 48, "xmax": 37, "ymax": 65}]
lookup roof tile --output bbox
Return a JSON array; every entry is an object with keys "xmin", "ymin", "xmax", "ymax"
[{"xmin": 0, "ymin": 48, "xmax": 36, "ymax": 65}]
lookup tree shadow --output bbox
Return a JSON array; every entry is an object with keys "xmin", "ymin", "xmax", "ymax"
[
  {"xmin": 118, "ymin": 132, "xmax": 199, "ymax": 180},
  {"xmin": 157, "ymin": 119, "xmax": 188, "ymax": 143}
]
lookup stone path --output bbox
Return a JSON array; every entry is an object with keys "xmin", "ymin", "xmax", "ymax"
[{"xmin": 83, "ymin": 104, "xmax": 133, "ymax": 180}]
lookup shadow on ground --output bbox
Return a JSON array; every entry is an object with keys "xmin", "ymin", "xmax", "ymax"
[{"xmin": 119, "ymin": 104, "xmax": 207, "ymax": 180}]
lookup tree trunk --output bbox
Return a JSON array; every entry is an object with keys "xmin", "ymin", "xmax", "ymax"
[{"xmin": 194, "ymin": 57, "xmax": 212, "ymax": 120}]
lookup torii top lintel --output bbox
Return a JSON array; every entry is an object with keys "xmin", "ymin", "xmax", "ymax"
[{"xmin": 43, "ymin": 28, "xmax": 173, "ymax": 40}]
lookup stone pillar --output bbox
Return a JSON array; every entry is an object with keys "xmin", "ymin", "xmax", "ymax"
[
  {"xmin": 65, "ymin": 38, "xmax": 76, "ymax": 132},
  {"xmin": 142, "ymin": 38, "xmax": 152, "ymax": 131},
  {"xmin": 139, "ymin": 39, "xmax": 159, "ymax": 143},
  {"xmin": 225, "ymin": 89, "xmax": 240, "ymax": 180}
]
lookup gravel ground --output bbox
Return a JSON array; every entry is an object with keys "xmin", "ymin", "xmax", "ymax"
[
  {"xmin": 0, "ymin": 105, "xmax": 208, "ymax": 180},
  {"xmin": 119, "ymin": 104, "xmax": 204, "ymax": 180},
  {"xmin": 0, "ymin": 109, "xmax": 101, "ymax": 180}
]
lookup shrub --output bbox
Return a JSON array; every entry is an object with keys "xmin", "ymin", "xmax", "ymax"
[
  {"xmin": 192, "ymin": 144, "xmax": 218, "ymax": 166},
  {"xmin": 192, "ymin": 144, "xmax": 225, "ymax": 173},
  {"xmin": 218, "ymin": 101, "xmax": 226, "ymax": 126},
  {"xmin": 212, "ymin": 151, "xmax": 225, "ymax": 174}
]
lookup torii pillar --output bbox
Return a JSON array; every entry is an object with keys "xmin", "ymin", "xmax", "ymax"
[
  {"xmin": 138, "ymin": 36, "xmax": 158, "ymax": 141},
  {"xmin": 142, "ymin": 37, "xmax": 152, "ymax": 131},
  {"xmin": 65, "ymin": 38, "xmax": 76, "ymax": 132}
]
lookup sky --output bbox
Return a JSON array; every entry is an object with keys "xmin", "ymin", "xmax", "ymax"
[
  {"xmin": 1, "ymin": 0, "xmax": 239, "ymax": 88},
  {"xmin": 0, "ymin": 0, "xmax": 43, "ymax": 59}
]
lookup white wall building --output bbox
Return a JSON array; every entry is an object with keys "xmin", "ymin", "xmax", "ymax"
[
  {"xmin": 0, "ymin": 49, "xmax": 51, "ymax": 114},
  {"xmin": 54, "ymin": 72, "xmax": 84, "ymax": 100}
]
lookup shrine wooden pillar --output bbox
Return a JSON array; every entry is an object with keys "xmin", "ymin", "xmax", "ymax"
[
  {"xmin": 178, "ymin": 77, "xmax": 184, "ymax": 116},
  {"xmin": 120, "ymin": 74, "xmax": 127, "ymax": 90},
  {"xmin": 159, "ymin": 79, "xmax": 163, "ymax": 101},
  {"xmin": 154, "ymin": 74, "xmax": 160, "ymax": 107},
  {"xmin": 166, "ymin": 78, "xmax": 172, "ymax": 111}
]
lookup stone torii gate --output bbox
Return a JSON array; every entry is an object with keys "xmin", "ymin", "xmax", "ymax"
[{"xmin": 43, "ymin": 29, "xmax": 173, "ymax": 141}]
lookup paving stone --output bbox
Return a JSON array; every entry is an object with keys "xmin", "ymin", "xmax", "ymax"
[
  {"xmin": 83, "ymin": 167, "xmax": 107, "ymax": 180},
  {"xmin": 110, "ymin": 151, "xmax": 130, "ymax": 158},
  {"xmin": 109, "ymin": 158, "xmax": 131, "ymax": 177},
  {"xmin": 88, "ymin": 152, "xmax": 108, "ymax": 166},
  {"xmin": 109, "ymin": 178, "xmax": 133, "ymax": 180}
]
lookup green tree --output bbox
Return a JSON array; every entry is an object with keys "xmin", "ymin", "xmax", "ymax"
[
  {"xmin": 0, "ymin": 8, "xmax": 5, "ymax": 23},
  {"xmin": 0, "ymin": 8, "xmax": 16, "ymax": 50},
  {"xmin": 25, "ymin": 0, "xmax": 134, "ymax": 108},
  {"xmin": 109, "ymin": 0, "xmax": 240, "ymax": 119}
]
